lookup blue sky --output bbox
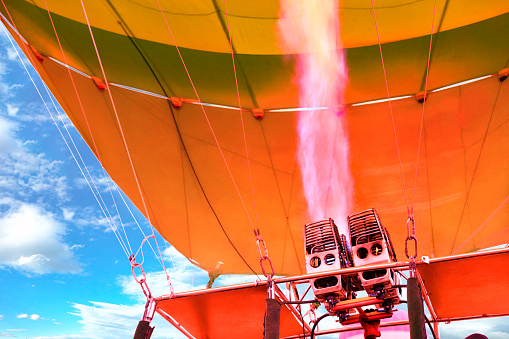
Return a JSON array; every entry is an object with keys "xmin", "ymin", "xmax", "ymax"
[{"xmin": 0, "ymin": 22, "xmax": 508, "ymax": 339}]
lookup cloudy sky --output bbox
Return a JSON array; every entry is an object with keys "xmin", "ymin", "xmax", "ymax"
[{"xmin": 0, "ymin": 22, "xmax": 507, "ymax": 339}]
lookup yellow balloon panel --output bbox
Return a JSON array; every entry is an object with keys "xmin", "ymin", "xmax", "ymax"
[{"xmin": 22, "ymin": 0, "xmax": 509, "ymax": 53}]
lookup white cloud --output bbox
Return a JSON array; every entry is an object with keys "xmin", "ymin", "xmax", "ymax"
[
  {"xmin": 440, "ymin": 317, "xmax": 509, "ymax": 339},
  {"xmin": 73, "ymin": 212, "xmax": 120, "ymax": 233},
  {"xmin": 74, "ymin": 175, "xmax": 116, "ymax": 194},
  {"xmin": 6, "ymin": 103, "xmax": 18, "ymax": 116},
  {"xmin": 0, "ymin": 201, "xmax": 81, "ymax": 274},
  {"xmin": 9, "ymin": 83, "xmax": 23, "ymax": 90},
  {"xmin": 0, "ymin": 59, "xmax": 7, "ymax": 75},
  {"xmin": 119, "ymin": 246, "xmax": 257, "ymax": 304},
  {"xmin": 0, "ymin": 314, "xmax": 2, "ymax": 320},
  {"xmin": 16, "ymin": 313, "xmax": 42, "ymax": 320},
  {"xmin": 0, "ymin": 116, "xmax": 21, "ymax": 154},
  {"xmin": 32, "ymin": 335, "xmax": 87, "ymax": 339},
  {"xmin": 0, "ymin": 333, "xmax": 15, "ymax": 337},
  {"xmin": 6, "ymin": 329, "xmax": 27, "ymax": 331},
  {"xmin": 215, "ymin": 274, "xmax": 258, "ymax": 286},
  {"xmin": 62, "ymin": 208, "xmax": 75, "ymax": 221},
  {"xmin": 0, "ymin": 116, "xmax": 68, "ymax": 199},
  {"xmin": 6, "ymin": 47, "xmax": 17, "ymax": 61},
  {"xmin": 65, "ymin": 302, "xmax": 178, "ymax": 339}
]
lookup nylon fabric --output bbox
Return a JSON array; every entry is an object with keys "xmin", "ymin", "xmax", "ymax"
[
  {"xmin": 15, "ymin": 43, "xmax": 509, "ymax": 275},
  {"xmin": 13, "ymin": 0, "xmax": 509, "ymax": 52},
  {"xmin": 2, "ymin": 1, "xmax": 509, "ymax": 107},
  {"xmin": 417, "ymin": 250, "xmax": 509, "ymax": 319},
  {"xmin": 1, "ymin": 1, "xmax": 509, "ymax": 276}
]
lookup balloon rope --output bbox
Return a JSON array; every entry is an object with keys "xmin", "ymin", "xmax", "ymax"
[
  {"xmin": 154, "ymin": 0, "xmax": 267, "ymax": 278},
  {"xmin": 42, "ymin": 0, "xmax": 136, "ymax": 256},
  {"xmin": 113, "ymin": 7, "xmax": 258, "ymax": 277},
  {"xmin": 222, "ymin": 0, "xmax": 260, "ymax": 234},
  {"xmin": 411, "ymin": 0, "xmax": 437, "ymax": 214},
  {"xmin": 0, "ymin": 13, "xmax": 131, "ymax": 258},
  {"xmin": 78, "ymin": 0, "xmax": 151, "ymax": 227},
  {"xmin": 370, "ymin": 0, "xmax": 410, "ymax": 214},
  {"xmin": 43, "ymin": 0, "xmax": 172, "ymax": 270},
  {"xmin": 79, "ymin": 0, "xmax": 173, "ymax": 290},
  {"xmin": 222, "ymin": 0, "xmax": 275, "ymax": 278},
  {"xmin": 154, "ymin": 0, "xmax": 257, "ymax": 231},
  {"xmin": 449, "ymin": 81, "xmax": 504, "ymax": 254},
  {"xmin": 452, "ymin": 195, "xmax": 509, "ymax": 255}
]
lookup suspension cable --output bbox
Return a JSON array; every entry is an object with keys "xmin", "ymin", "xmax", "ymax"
[
  {"xmin": 0, "ymin": 20, "xmax": 131, "ymax": 258},
  {"xmin": 452, "ymin": 195, "xmax": 509, "ymax": 255},
  {"xmin": 222, "ymin": 0, "xmax": 274, "ymax": 281},
  {"xmin": 450, "ymin": 81, "xmax": 504, "ymax": 254},
  {"xmin": 372, "ymin": 0, "xmax": 437, "ymax": 275},
  {"xmin": 154, "ymin": 0, "xmax": 256, "ymax": 229},
  {"xmin": 42, "ymin": 0, "xmax": 175, "ymax": 269},
  {"xmin": 407, "ymin": 0, "xmax": 437, "ymax": 274},
  {"xmin": 222, "ymin": 0, "xmax": 260, "ymax": 234},
  {"xmin": 411, "ymin": 0, "xmax": 438, "ymax": 215},
  {"xmin": 370, "ymin": 0, "xmax": 410, "ymax": 214},
  {"xmin": 43, "ymin": 81, "xmax": 134, "ymax": 255},
  {"xmin": 154, "ymin": 0, "xmax": 266, "ymax": 277},
  {"xmin": 78, "ymin": 0, "xmax": 173, "ymax": 291},
  {"xmin": 2, "ymin": 0, "xmax": 135, "ymax": 259}
]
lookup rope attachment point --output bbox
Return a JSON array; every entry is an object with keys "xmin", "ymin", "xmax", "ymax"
[
  {"xmin": 255, "ymin": 230, "xmax": 275, "ymax": 281},
  {"xmin": 253, "ymin": 229, "xmax": 275, "ymax": 299},
  {"xmin": 252, "ymin": 108, "xmax": 264, "ymax": 120},
  {"xmin": 170, "ymin": 97, "xmax": 182, "ymax": 110},
  {"xmin": 405, "ymin": 215, "xmax": 419, "ymax": 278},
  {"xmin": 130, "ymin": 235, "xmax": 175, "ymax": 298},
  {"xmin": 499, "ymin": 67, "xmax": 509, "ymax": 81},
  {"xmin": 91, "ymin": 76, "xmax": 106, "ymax": 91},
  {"xmin": 29, "ymin": 45, "xmax": 44, "ymax": 63},
  {"xmin": 415, "ymin": 90, "xmax": 428, "ymax": 103}
]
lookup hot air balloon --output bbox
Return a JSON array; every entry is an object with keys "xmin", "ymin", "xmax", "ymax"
[{"xmin": 1, "ymin": 0, "xmax": 508, "ymax": 338}]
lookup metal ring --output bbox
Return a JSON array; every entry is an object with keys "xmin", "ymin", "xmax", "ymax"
[
  {"xmin": 131, "ymin": 263, "xmax": 147, "ymax": 284},
  {"xmin": 259, "ymin": 256, "xmax": 275, "ymax": 278},
  {"xmin": 405, "ymin": 236, "xmax": 418, "ymax": 259}
]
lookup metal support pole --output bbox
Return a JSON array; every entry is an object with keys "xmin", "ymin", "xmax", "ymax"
[
  {"xmin": 155, "ymin": 308, "xmax": 196, "ymax": 339},
  {"xmin": 274, "ymin": 284, "xmax": 312, "ymax": 333},
  {"xmin": 417, "ymin": 269, "xmax": 439, "ymax": 339},
  {"xmin": 408, "ymin": 277, "xmax": 427, "ymax": 339},
  {"xmin": 433, "ymin": 320, "xmax": 440, "ymax": 339},
  {"xmin": 264, "ymin": 298, "xmax": 281, "ymax": 339},
  {"xmin": 264, "ymin": 279, "xmax": 281, "ymax": 339},
  {"xmin": 133, "ymin": 297, "xmax": 156, "ymax": 339}
]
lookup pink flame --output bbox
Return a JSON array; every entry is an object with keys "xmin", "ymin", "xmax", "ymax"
[{"xmin": 277, "ymin": 0, "xmax": 352, "ymax": 232}]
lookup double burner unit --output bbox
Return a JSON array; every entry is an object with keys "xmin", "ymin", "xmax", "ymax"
[{"xmin": 304, "ymin": 209, "xmax": 401, "ymax": 316}]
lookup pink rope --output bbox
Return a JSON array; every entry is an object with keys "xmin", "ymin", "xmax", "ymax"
[
  {"xmin": 452, "ymin": 195, "xmax": 509, "ymax": 255},
  {"xmin": 79, "ymin": 0, "xmax": 173, "ymax": 291},
  {"xmin": 0, "ymin": 8, "xmax": 131, "ymax": 258},
  {"xmin": 411, "ymin": 0, "xmax": 438, "ymax": 214},
  {"xmin": 223, "ymin": 0, "xmax": 260, "ymax": 232},
  {"xmin": 371, "ymin": 0, "xmax": 410, "ymax": 214},
  {"xmin": 42, "ymin": 0, "xmax": 170, "ymax": 269},
  {"xmin": 154, "ymin": 0, "xmax": 256, "ymax": 229},
  {"xmin": 42, "ymin": 0, "xmax": 134, "ymax": 255}
]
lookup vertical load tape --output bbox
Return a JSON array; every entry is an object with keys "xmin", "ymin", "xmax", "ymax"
[
  {"xmin": 263, "ymin": 298, "xmax": 281, "ymax": 339},
  {"xmin": 408, "ymin": 277, "xmax": 427, "ymax": 339},
  {"xmin": 133, "ymin": 320, "xmax": 154, "ymax": 339}
]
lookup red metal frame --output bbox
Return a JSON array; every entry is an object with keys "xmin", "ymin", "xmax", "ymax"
[{"xmin": 152, "ymin": 247, "xmax": 509, "ymax": 338}]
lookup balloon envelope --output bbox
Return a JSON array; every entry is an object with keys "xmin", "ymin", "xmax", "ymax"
[{"xmin": 1, "ymin": 0, "xmax": 508, "ymax": 275}]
